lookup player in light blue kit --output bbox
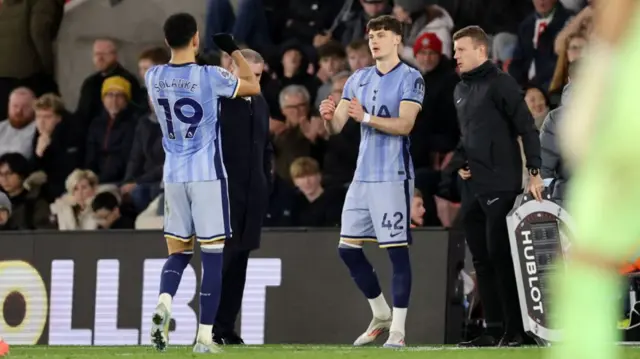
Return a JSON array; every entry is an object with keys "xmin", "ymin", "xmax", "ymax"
[
  {"xmin": 145, "ymin": 13, "xmax": 260, "ymax": 353},
  {"xmin": 319, "ymin": 15, "xmax": 424, "ymax": 347}
]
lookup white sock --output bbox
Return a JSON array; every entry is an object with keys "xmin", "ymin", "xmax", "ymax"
[
  {"xmin": 196, "ymin": 324, "xmax": 213, "ymax": 344},
  {"xmin": 158, "ymin": 293, "xmax": 172, "ymax": 314},
  {"xmin": 368, "ymin": 294, "xmax": 391, "ymax": 320},
  {"xmin": 390, "ymin": 307, "xmax": 407, "ymax": 335}
]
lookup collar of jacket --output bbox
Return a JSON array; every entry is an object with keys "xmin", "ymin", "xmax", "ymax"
[{"xmin": 460, "ymin": 60, "xmax": 497, "ymax": 82}]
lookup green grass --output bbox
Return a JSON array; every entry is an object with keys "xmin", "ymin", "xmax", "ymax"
[{"xmin": 4, "ymin": 345, "xmax": 640, "ymax": 359}]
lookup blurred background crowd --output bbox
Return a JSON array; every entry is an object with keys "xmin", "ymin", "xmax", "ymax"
[{"xmin": 0, "ymin": 0, "xmax": 591, "ymax": 231}]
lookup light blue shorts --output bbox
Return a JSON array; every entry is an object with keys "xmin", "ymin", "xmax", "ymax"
[{"xmin": 340, "ymin": 180, "xmax": 414, "ymax": 248}]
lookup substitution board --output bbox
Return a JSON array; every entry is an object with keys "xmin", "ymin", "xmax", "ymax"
[{"xmin": 506, "ymin": 190, "xmax": 574, "ymax": 346}]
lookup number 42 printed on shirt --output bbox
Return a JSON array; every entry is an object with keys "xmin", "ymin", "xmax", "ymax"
[{"xmin": 157, "ymin": 97, "xmax": 204, "ymax": 139}]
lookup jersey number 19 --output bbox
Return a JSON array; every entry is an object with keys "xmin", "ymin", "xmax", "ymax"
[{"xmin": 157, "ymin": 98, "xmax": 204, "ymax": 140}]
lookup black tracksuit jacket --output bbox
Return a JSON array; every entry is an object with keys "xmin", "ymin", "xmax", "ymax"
[{"xmin": 452, "ymin": 61, "xmax": 541, "ymax": 195}]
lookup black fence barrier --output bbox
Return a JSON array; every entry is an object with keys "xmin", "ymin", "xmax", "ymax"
[{"xmin": 0, "ymin": 228, "xmax": 465, "ymax": 346}]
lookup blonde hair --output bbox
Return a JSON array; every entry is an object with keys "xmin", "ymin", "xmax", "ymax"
[
  {"xmin": 65, "ymin": 169, "xmax": 99, "ymax": 194},
  {"xmin": 34, "ymin": 93, "xmax": 66, "ymax": 116},
  {"xmin": 290, "ymin": 157, "xmax": 320, "ymax": 179},
  {"xmin": 414, "ymin": 188, "xmax": 423, "ymax": 198}
]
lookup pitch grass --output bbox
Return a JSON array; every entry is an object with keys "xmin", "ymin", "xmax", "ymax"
[{"xmin": 6, "ymin": 345, "xmax": 640, "ymax": 359}]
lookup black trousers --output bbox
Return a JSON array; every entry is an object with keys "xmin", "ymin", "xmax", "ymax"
[
  {"xmin": 214, "ymin": 247, "xmax": 251, "ymax": 335},
  {"xmin": 462, "ymin": 192, "xmax": 523, "ymax": 336}
]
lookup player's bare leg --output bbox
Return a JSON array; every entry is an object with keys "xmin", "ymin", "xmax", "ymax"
[
  {"xmin": 383, "ymin": 245, "xmax": 411, "ymax": 348},
  {"xmin": 151, "ymin": 243, "xmax": 193, "ymax": 351},
  {"xmin": 339, "ymin": 239, "xmax": 393, "ymax": 346}
]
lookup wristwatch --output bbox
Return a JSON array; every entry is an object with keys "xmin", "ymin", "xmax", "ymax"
[{"xmin": 528, "ymin": 168, "xmax": 540, "ymax": 176}]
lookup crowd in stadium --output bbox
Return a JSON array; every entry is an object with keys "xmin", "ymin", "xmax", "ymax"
[{"xmin": 0, "ymin": 0, "xmax": 591, "ymax": 232}]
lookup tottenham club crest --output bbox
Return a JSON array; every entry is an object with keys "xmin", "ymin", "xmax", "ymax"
[{"xmin": 506, "ymin": 190, "xmax": 574, "ymax": 346}]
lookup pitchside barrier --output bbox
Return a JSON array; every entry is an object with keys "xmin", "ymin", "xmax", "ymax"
[{"xmin": 0, "ymin": 228, "xmax": 466, "ymax": 346}]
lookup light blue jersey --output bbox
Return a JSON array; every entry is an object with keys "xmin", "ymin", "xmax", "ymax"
[
  {"xmin": 341, "ymin": 62, "xmax": 425, "ymax": 182},
  {"xmin": 146, "ymin": 63, "xmax": 239, "ymax": 183}
]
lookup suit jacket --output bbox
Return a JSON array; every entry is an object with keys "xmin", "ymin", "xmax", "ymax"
[
  {"xmin": 508, "ymin": 4, "xmax": 572, "ymax": 89},
  {"xmin": 220, "ymin": 95, "xmax": 272, "ymax": 251}
]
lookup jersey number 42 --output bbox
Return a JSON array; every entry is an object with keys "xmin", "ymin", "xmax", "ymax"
[{"xmin": 157, "ymin": 97, "xmax": 204, "ymax": 140}]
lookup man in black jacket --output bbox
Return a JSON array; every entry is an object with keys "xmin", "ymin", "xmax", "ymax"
[
  {"xmin": 451, "ymin": 26, "xmax": 543, "ymax": 348},
  {"xmin": 213, "ymin": 49, "xmax": 273, "ymax": 345}
]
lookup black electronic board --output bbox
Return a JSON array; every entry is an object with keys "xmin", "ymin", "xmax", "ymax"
[{"xmin": 506, "ymin": 190, "xmax": 573, "ymax": 346}]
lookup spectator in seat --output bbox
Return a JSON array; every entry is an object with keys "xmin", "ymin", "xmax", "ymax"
[
  {"xmin": 548, "ymin": 32, "xmax": 586, "ymax": 107},
  {"xmin": 120, "ymin": 104, "xmax": 164, "ymax": 214},
  {"xmin": 136, "ymin": 47, "xmax": 170, "ymax": 114},
  {"xmin": 314, "ymin": 41, "xmax": 348, "ymax": 109},
  {"xmin": 263, "ymin": 42, "xmax": 320, "ymax": 132},
  {"xmin": 31, "ymin": 93, "xmax": 82, "ymax": 202},
  {"xmin": 410, "ymin": 188, "xmax": 426, "ymax": 227},
  {"xmin": 540, "ymin": 60, "xmax": 578, "ymax": 202},
  {"xmin": 411, "ymin": 32, "xmax": 459, "ymax": 160},
  {"xmin": 50, "ymin": 169, "xmax": 116, "ymax": 230},
  {"xmin": 410, "ymin": 33, "xmax": 459, "ymax": 226},
  {"xmin": 289, "ymin": 156, "xmax": 343, "ymax": 227},
  {"xmin": 204, "ymin": 0, "xmax": 273, "ymax": 55},
  {"xmin": 85, "ymin": 76, "xmax": 137, "ymax": 184},
  {"xmin": 75, "ymin": 38, "xmax": 142, "ymax": 132},
  {"xmin": 0, "ymin": 153, "xmax": 52, "ymax": 229},
  {"xmin": 553, "ymin": 2, "xmax": 592, "ymax": 56},
  {"xmin": 0, "ymin": 87, "xmax": 36, "ymax": 159},
  {"xmin": 322, "ymin": 71, "xmax": 360, "ymax": 189},
  {"xmin": 274, "ymin": 85, "xmax": 324, "ymax": 183},
  {"xmin": 524, "ymin": 86, "xmax": 550, "ymax": 129},
  {"xmin": 508, "ymin": 0, "xmax": 573, "ymax": 90},
  {"xmin": 346, "ymin": 39, "xmax": 374, "ymax": 72},
  {"xmin": 0, "ymin": 191, "xmax": 15, "ymax": 231},
  {"xmin": 393, "ymin": 0, "xmax": 455, "ymax": 60},
  {"xmin": 279, "ymin": 0, "xmax": 345, "ymax": 45},
  {"xmin": 0, "ymin": 0, "xmax": 63, "ymax": 119},
  {"xmin": 337, "ymin": 0, "xmax": 391, "ymax": 46},
  {"xmin": 92, "ymin": 191, "xmax": 134, "ymax": 229}
]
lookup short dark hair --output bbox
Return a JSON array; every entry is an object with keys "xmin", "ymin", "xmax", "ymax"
[
  {"xmin": 453, "ymin": 25, "xmax": 490, "ymax": 50},
  {"xmin": 92, "ymin": 192, "xmax": 119, "ymax": 212},
  {"xmin": 0, "ymin": 153, "xmax": 30, "ymax": 180},
  {"xmin": 139, "ymin": 47, "xmax": 170, "ymax": 64},
  {"xmin": 524, "ymin": 85, "xmax": 550, "ymax": 106},
  {"xmin": 163, "ymin": 13, "xmax": 198, "ymax": 49},
  {"xmin": 367, "ymin": 15, "xmax": 403, "ymax": 36},
  {"xmin": 347, "ymin": 39, "xmax": 369, "ymax": 52},
  {"xmin": 317, "ymin": 40, "xmax": 347, "ymax": 60}
]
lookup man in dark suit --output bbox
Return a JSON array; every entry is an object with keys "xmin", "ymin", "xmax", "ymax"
[{"xmin": 213, "ymin": 48, "xmax": 272, "ymax": 345}]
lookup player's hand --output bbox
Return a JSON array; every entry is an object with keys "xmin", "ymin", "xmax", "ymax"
[
  {"xmin": 212, "ymin": 33, "xmax": 240, "ymax": 54},
  {"xmin": 528, "ymin": 174, "xmax": 545, "ymax": 202},
  {"xmin": 348, "ymin": 98, "xmax": 365, "ymax": 122},
  {"xmin": 319, "ymin": 97, "xmax": 336, "ymax": 121},
  {"xmin": 458, "ymin": 167, "xmax": 471, "ymax": 180}
]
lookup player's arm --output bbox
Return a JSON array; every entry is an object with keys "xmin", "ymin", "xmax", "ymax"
[
  {"xmin": 230, "ymin": 50, "xmax": 261, "ymax": 97},
  {"xmin": 321, "ymin": 71, "xmax": 360, "ymax": 135},
  {"xmin": 350, "ymin": 69, "xmax": 425, "ymax": 136},
  {"xmin": 357, "ymin": 101, "xmax": 421, "ymax": 136},
  {"xmin": 211, "ymin": 34, "xmax": 260, "ymax": 98},
  {"xmin": 323, "ymin": 99, "xmax": 350, "ymax": 135},
  {"xmin": 493, "ymin": 74, "xmax": 541, "ymax": 170}
]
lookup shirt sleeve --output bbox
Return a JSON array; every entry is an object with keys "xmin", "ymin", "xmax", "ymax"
[
  {"xmin": 208, "ymin": 65, "xmax": 240, "ymax": 99},
  {"xmin": 401, "ymin": 69, "xmax": 425, "ymax": 107},
  {"xmin": 341, "ymin": 70, "xmax": 359, "ymax": 101}
]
